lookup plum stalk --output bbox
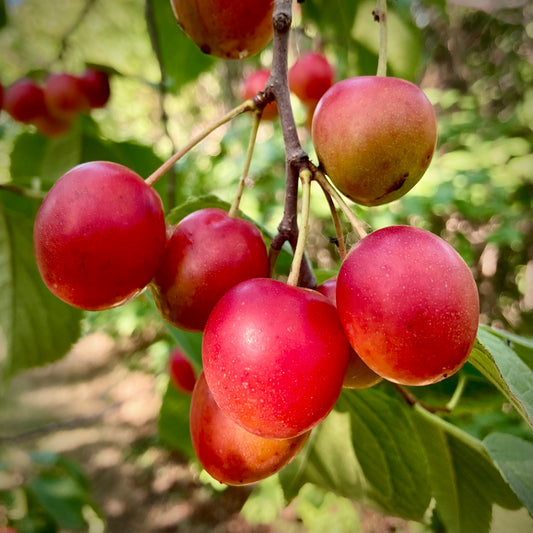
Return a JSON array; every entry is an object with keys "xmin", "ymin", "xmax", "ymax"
[
  {"xmin": 374, "ymin": 0, "xmax": 388, "ymax": 77},
  {"xmin": 228, "ymin": 110, "xmax": 262, "ymax": 218},
  {"xmin": 144, "ymin": 100, "xmax": 253, "ymax": 187}
]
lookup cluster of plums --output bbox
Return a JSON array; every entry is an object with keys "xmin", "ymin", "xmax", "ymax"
[
  {"xmin": 32, "ymin": 0, "xmax": 479, "ymax": 487},
  {"xmin": 0, "ymin": 68, "xmax": 110, "ymax": 137},
  {"xmin": 33, "ymin": 123, "xmax": 478, "ymax": 487}
]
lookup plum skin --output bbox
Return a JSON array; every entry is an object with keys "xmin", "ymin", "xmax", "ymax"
[
  {"xmin": 170, "ymin": 0, "xmax": 274, "ymax": 60},
  {"xmin": 202, "ymin": 278, "xmax": 350, "ymax": 439},
  {"xmin": 151, "ymin": 208, "xmax": 270, "ymax": 332},
  {"xmin": 289, "ymin": 52, "xmax": 335, "ymax": 105},
  {"xmin": 168, "ymin": 348, "xmax": 196, "ymax": 394},
  {"xmin": 33, "ymin": 161, "xmax": 166, "ymax": 311},
  {"xmin": 44, "ymin": 73, "xmax": 89, "ymax": 118},
  {"xmin": 190, "ymin": 372, "xmax": 309, "ymax": 486},
  {"xmin": 336, "ymin": 226, "xmax": 479, "ymax": 386},
  {"xmin": 312, "ymin": 76, "xmax": 437, "ymax": 207}
]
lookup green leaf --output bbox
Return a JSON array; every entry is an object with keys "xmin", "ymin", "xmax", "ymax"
[
  {"xmin": 483, "ymin": 433, "xmax": 533, "ymax": 515},
  {"xmin": 299, "ymin": 0, "xmax": 359, "ymax": 78},
  {"xmin": 167, "ymin": 194, "xmax": 233, "ymax": 225},
  {"xmin": 481, "ymin": 326, "xmax": 533, "ymax": 371},
  {"xmin": 280, "ymin": 407, "xmax": 365, "ymax": 503},
  {"xmin": 242, "ymin": 475, "xmax": 285, "ymax": 525},
  {"xmin": 166, "ymin": 325, "xmax": 203, "ymax": 369},
  {"xmin": 147, "ymin": 0, "xmax": 215, "ymax": 92},
  {"xmin": 28, "ymin": 475, "xmax": 88, "ymax": 530},
  {"xmin": 0, "ymin": 190, "xmax": 82, "ymax": 383},
  {"xmin": 0, "ymin": 0, "xmax": 6, "ymax": 29},
  {"xmin": 414, "ymin": 406, "xmax": 522, "ymax": 533},
  {"xmin": 338, "ymin": 389, "xmax": 431, "ymax": 519},
  {"xmin": 280, "ymin": 388, "xmax": 431, "ymax": 521},
  {"xmin": 40, "ymin": 121, "xmax": 83, "ymax": 185},
  {"xmin": 295, "ymin": 484, "xmax": 360, "ymax": 533},
  {"xmin": 469, "ymin": 328, "xmax": 533, "ymax": 429},
  {"xmin": 9, "ymin": 132, "xmax": 47, "ymax": 185},
  {"xmin": 158, "ymin": 381, "xmax": 194, "ymax": 459},
  {"xmin": 301, "ymin": 0, "xmax": 358, "ymax": 47}
]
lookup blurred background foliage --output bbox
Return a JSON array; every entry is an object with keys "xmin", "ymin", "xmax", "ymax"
[{"xmin": 0, "ymin": 0, "xmax": 532, "ymax": 530}]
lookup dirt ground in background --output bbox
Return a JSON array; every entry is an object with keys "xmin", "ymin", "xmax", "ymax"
[{"xmin": 0, "ymin": 332, "xmax": 411, "ymax": 533}]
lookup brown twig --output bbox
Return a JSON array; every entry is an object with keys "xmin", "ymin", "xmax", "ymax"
[
  {"xmin": 267, "ymin": 0, "xmax": 316, "ymax": 288},
  {"xmin": 56, "ymin": 0, "xmax": 98, "ymax": 62}
]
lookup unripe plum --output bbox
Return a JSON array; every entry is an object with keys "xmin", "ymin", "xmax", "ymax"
[
  {"xmin": 317, "ymin": 277, "xmax": 382, "ymax": 389},
  {"xmin": 312, "ymin": 76, "xmax": 437, "ymax": 206},
  {"xmin": 289, "ymin": 52, "xmax": 335, "ymax": 105},
  {"xmin": 4, "ymin": 78, "xmax": 47, "ymax": 123},
  {"xmin": 44, "ymin": 73, "xmax": 89, "ymax": 118},
  {"xmin": 241, "ymin": 68, "xmax": 277, "ymax": 120},
  {"xmin": 190, "ymin": 372, "xmax": 309, "ymax": 486},
  {"xmin": 336, "ymin": 226, "xmax": 479, "ymax": 386},
  {"xmin": 151, "ymin": 208, "xmax": 269, "ymax": 332},
  {"xmin": 168, "ymin": 348, "xmax": 196, "ymax": 394},
  {"xmin": 202, "ymin": 278, "xmax": 350, "ymax": 439},
  {"xmin": 170, "ymin": 0, "xmax": 274, "ymax": 60},
  {"xmin": 34, "ymin": 161, "xmax": 166, "ymax": 311}
]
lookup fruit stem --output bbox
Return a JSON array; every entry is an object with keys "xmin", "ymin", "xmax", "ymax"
[
  {"xmin": 146, "ymin": 0, "xmax": 179, "ymax": 208},
  {"xmin": 446, "ymin": 373, "xmax": 468, "ymax": 411},
  {"xmin": 145, "ymin": 100, "xmax": 254, "ymax": 187},
  {"xmin": 313, "ymin": 170, "xmax": 368, "ymax": 240},
  {"xmin": 320, "ymin": 184, "xmax": 347, "ymax": 261},
  {"xmin": 287, "ymin": 170, "xmax": 312, "ymax": 287},
  {"xmin": 393, "ymin": 384, "xmax": 451, "ymax": 414},
  {"xmin": 374, "ymin": 0, "xmax": 388, "ymax": 77},
  {"xmin": 228, "ymin": 110, "xmax": 262, "ymax": 218}
]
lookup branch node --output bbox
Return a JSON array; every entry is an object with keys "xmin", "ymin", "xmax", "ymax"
[{"xmin": 273, "ymin": 12, "xmax": 292, "ymax": 32}]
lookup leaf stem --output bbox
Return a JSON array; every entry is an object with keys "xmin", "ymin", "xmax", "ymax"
[
  {"xmin": 374, "ymin": 0, "xmax": 388, "ymax": 77},
  {"xmin": 287, "ymin": 170, "xmax": 312, "ymax": 287},
  {"xmin": 145, "ymin": 100, "xmax": 253, "ymax": 187},
  {"xmin": 228, "ymin": 110, "xmax": 262, "ymax": 218}
]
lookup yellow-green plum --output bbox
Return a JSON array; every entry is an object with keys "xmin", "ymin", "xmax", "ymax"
[{"xmin": 312, "ymin": 76, "xmax": 437, "ymax": 206}]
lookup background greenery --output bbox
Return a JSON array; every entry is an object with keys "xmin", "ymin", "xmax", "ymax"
[{"xmin": 0, "ymin": 0, "xmax": 532, "ymax": 532}]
